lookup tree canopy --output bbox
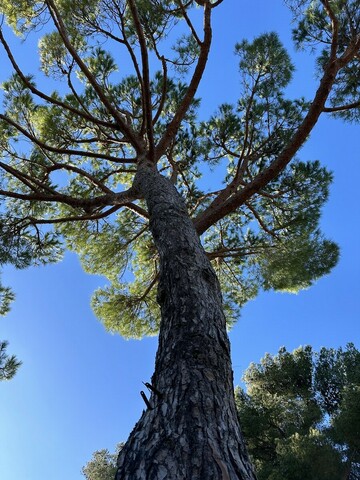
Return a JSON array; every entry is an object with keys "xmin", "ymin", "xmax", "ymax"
[
  {"xmin": 82, "ymin": 444, "xmax": 123, "ymax": 480},
  {"xmin": 235, "ymin": 344, "xmax": 360, "ymax": 480},
  {"xmin": 1, "ymin": 0, "xmax": 359, "ymax": 339}
]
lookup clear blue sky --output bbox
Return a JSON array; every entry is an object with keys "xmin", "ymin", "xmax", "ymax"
[{"xmin": 1, "ymin": 1, "xmax": 359, "ymax": 479}]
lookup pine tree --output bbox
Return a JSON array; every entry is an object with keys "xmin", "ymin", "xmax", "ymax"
[
  {"xmin": 236, "ymin": 344, "xmax": 360, "ymax": 480},
  {"xmin": 0, "ymin": 1, "xmax": 359, "ymax": 477},
  {"xmin": 82, "ymin": 444, "xmax": 123, "ymax": 480}
]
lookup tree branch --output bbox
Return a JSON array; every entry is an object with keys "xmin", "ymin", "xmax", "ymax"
[
  {"xmin": 0, "ymin": 27, "xmax": 121, "ymax": 132},
  {"xmin": 323, "ymin": 100, "xmax": 360, "ymax": 112},
  {"xmin": 44, "ymin": 0, "xmax": 143, "ymax": 152},
  {"xmin": 123, "ymin": 202, "xmax": 149, "ymax": 220},
  {"xmin": 154, "ymin": 2, "xmax": 213, "ymax": 161},
  {"xmin": 0, "ymin": 114, "xmax": 134, "ymax": 164},
  {"xmin": 25, "ymin": 205, "xmax": 122, "ymax": 225},
  {"xmin": 0, "ymin": 160, "xmax": 58, "ymax": 195},
  {"xmin": 127, "ymin": 0, "xmax": 154, "ymax": 159},
  {"xmin": 245, "ymin": 201, "xmax": 280, "ymax": 241},
  {"xmin": 194, "ymin": 21, "xmax": 347, "ymax": 235}
]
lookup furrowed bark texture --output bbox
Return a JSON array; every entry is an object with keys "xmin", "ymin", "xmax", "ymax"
[{"xmin": 116, "ymin": 165, "xmax": 256, "ymax": 480}]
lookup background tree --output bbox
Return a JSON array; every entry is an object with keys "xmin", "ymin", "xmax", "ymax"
[
  {"xmin": 236, "ymin": 344, "xmax": 360, "ymax": 480},
  {"xmin": 0, "ymin": 0, "xmax": 359, "ymax": 478},
  {"xmin": 82, "ymin": 444, "xmax": 123, "ymax": 480}
]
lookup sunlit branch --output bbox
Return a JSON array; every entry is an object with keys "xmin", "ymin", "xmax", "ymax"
[
  {"xmin": 127, "ymin": 0, "xmax": 154, "ymax": 158},
  {"xmin": 123, "ymin": 202, "xmax": 149, "ymax": 220},
  {"xmin": 0, "ymin": 161, "xmax": 58, "ymax": 196},
  {"xmin": 154, "ymin": 2, "xmax": 213, "ymax": 161},
  {"xmin": 44, "ymin": 0, "xmax": 143, "ymax": 152},
  {"xmin": 210, "ymin": 0, "xmax": 224, "ymax": 7},
  {"xmin": 0, "ymin": 114, "xmax": 134, "ymax": 164},
  {"xmin": 0, "ymin": 27, "xmax": 121, "ymax": 132}
]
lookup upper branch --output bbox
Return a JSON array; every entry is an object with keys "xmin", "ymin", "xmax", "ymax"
[
  {"xmin": 127, "ymin": 0, "xmax": 155, "ymax": 158},
  {"xmin": 154, "ymin": 2, "xmax": 213, "ymax": 161},
  {"xmin": 0, "ymin": 183, "xmax": 140, "ymax": 211},
  {"xmin": 323, "ymin": 99, "xmax": 360, "ymax": 112},
  {"xmin": 0, "ymin": 27, "xmax": 120, "ymax": 132},
  {"xmin": 44, "ymin": 0, "xmax": 143, "ymax": 153},
  {"xmin": 0, "ymin": 114, "xmax": 134, "ymax": 164},
  {"xmin": 194, "ymin": 28, "xmax": 346, "ymax": 234}
]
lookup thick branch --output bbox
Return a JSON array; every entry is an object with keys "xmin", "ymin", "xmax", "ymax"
[
  {"xmin": 0, "ymin": 27, "xmax": 120, "ymax": 132},
  {"xmin": 0, "ymin": 114, "xmax": 134, "ymax": 164},
  {"xmin": 44, "ymin": 0, "xmax": 143, "ymax": 152},
  {"xmin": 154, "ymin": 3, "xmax": 213, "ymax": 161},
  {"xmin": 194, "ymin": 33, "xmax": 346, "ymax": 234},
  {"xmin": 323, "ymin": 100, "xmax": 360, "ymax": 112},
  {"xmin": 127, "ymin": 0, "xmax": 154, "ymax": 158},
  {"xmin": 0, "ymin": 160, "xmax": 57, "ymax": 196},
  {"xmin": 123, "ymin": 202, "xmax": 149, "ymax": 220},
  {"xmin": 194, "ymin": 16, "xmax": 357, "ymax": 235},
  {"xmin": 0, "ymin": 184, "xmax": 139, "ymax": 211}
]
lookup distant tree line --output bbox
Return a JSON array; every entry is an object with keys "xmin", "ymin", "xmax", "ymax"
[{"xmin": 236, "ymin": 343, "xmax": 360, "ymax": 480}]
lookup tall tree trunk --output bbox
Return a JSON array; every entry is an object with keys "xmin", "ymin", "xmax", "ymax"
[{"xmin": 116, "ymin": 164, "xmax": 256, "ymax": 480}]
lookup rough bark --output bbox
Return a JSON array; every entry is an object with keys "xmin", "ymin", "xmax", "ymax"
[{"xmin": 116, "ymin": 164, "xmax": 256, "ymax": 480}]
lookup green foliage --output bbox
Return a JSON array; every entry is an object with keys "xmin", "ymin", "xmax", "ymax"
[
  {"xmin": 235, "ymin": 32, "xmax": 295, "ymax": 96},
  {"xmin": 0, "ymin": 340, "xmax": 22, "ymax": 381},
  {"xmin": 0, "ymin": 0, "xmax": 45, "ymax": 35},
  {"xmin": 0, "ymin": 284, "xmax": 15, "ymax": 316},
  {"xmin": 236, "ymin": 344, "xmax": 360, "ymax": 479},
  {"xmin": 289, "ymin": 0, "xmax": 360, "ymax": 121},
  {"xmin": 259, "ymin": 231, "xmax": 339, "ymax": 292},
  {"xmin": 266, "ymin": 430, "xmax": 345, "ymax": 480},
  {"xmin": 82, "ymin": 443, "xmax": 123, "ymax": 480}
]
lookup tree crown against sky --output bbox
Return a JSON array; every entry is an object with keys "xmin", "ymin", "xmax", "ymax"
[
  {"xmin": 0, "ymin": 0, "xmax": 359, "ymax": 339},
  {"xmin": 236, "ymin": 343, "xmax": 360, "ymax": 480}
]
